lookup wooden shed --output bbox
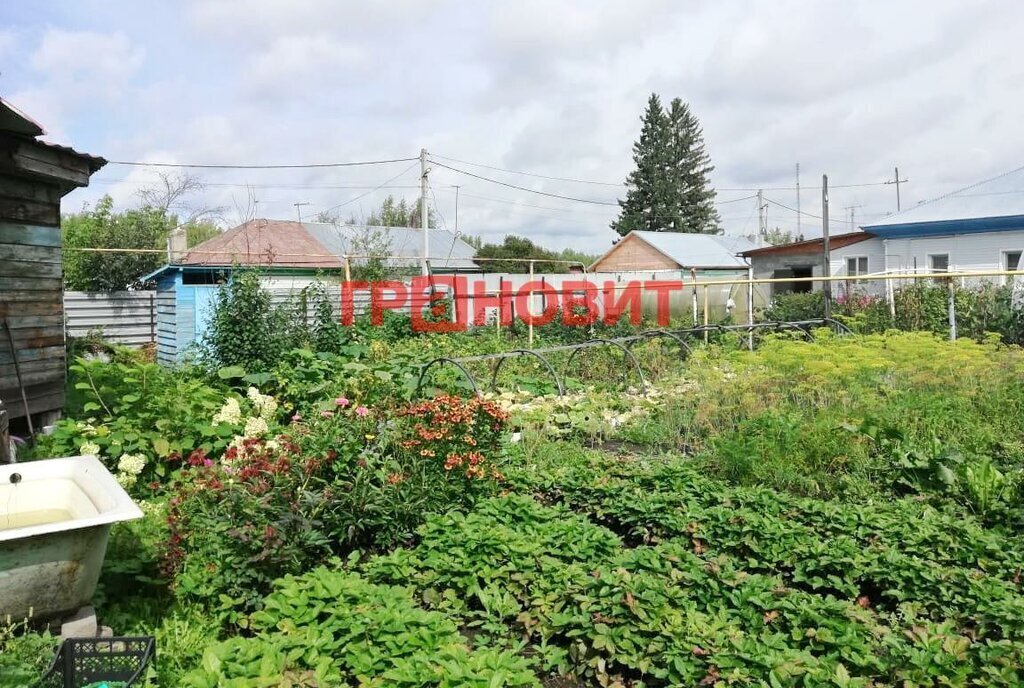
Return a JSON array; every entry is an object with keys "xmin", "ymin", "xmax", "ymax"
[{"xmin": 0, "ymin": 98, "xmax": 105, "ymax": 427}]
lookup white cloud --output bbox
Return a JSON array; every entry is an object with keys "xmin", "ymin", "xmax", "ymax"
[
  {"xmin": 244, "ymin": 34, "xmax": 368, "ymax": 94},
  {"xmin": 7, "ymin": 1, "xmax": 1024, "ymax": 252}
]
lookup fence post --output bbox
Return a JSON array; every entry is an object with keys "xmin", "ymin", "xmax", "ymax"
[
  {"xmin": 746, "ymin": 268, "xmax": 754, "ymax": 351},
  {"xmin": 496, "ymin": 276, "xmax": 503, "ymax": 338},
  {"xmin": 690, "ymin": 269, "xmax": 698, "ymax": 327},
  {"xmin": 948, "ymin": 279, "xmax": 957, "ymax": 341},
  {"xmin": 528, "ymin": 261, "xmax": 535, "ymax": 347},
  {"xmin": 702, "ymin": 284, "xmax": 709, "ymax": 344}
]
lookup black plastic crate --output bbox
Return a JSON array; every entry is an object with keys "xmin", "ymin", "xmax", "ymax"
[{"xmin": 38, "ymin": 636, "xmax": 156, "ymax": 688}]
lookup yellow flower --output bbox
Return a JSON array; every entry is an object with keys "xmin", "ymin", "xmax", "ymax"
[{"xmin": 365, "ymin": 434, "xmax": 377, "ymax": 440}]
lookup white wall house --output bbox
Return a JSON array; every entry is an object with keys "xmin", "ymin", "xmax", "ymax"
[{"xmin": 744, "ymin": 167, "xmax": 1024, "ymax": 298}]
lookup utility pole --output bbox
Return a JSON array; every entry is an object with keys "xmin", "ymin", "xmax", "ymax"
[
  {"xmin": 756, "ymin": 189, "xmax": 765, "ymax": 242},
  {"xmin": 453, "ymin": 185, "xmax": 460, "ymax": 235},
  {"xmin": 822, "ymin": 174, "xmax": 831, "ymax": 319},
  {"xmin": 885, "ymin": 166, "xmax": 908, "ymax": 211},
  {"xmin": 293, "ymin": 202, "xmax": 310, "ymax": 222},
  {"xmin": 795, "ymin": 163, "xmax": 801, "ymax": 240},
  {"xmin": 843, "ymin": 204, "xmax": 862, "ymax": 231},
  {"xmin": 420, "ymin": 148, "xmax": 430, "ymax": 275}
]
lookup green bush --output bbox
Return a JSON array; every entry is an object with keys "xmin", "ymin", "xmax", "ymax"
[
  {"xmin": 33, "ymin": 357, "xmax": 243, "ymax": 493},
  {"xmin": 182, "ymin": 568, "xmax": 539, "ymax": 687},
  {"xmin": 165, "ymin": 395, "xmax": 508, "ymax": 620},
  {"xmin": 762, "ymin": 291, "xmax": 825, "ymax": 321}
]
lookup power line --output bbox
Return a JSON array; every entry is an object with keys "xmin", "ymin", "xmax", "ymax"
[
  {"xmin": 429, "ymin": 159, "xmax": 620, "ymax": 206},
  {"xmin": 317, "ymin": 161, "xmax": 420, "ymax": 215},
  {"xmin": 764, "ymin": 197, "xmax": 824, "ymax": 220},
  {"xmin": 90, "ymin": 178, "xmax": 425, "ymax": 190},
  {"xmin": 105, "ymin": 156, "xmax": 418, "ymax": 170},
  {"xmin": 430, "ymin": 153, "xmax": 625, "ymax": 187},
  {"xmin": 431, "ymin": 152, "xmax": 898, "ymax": 192}
]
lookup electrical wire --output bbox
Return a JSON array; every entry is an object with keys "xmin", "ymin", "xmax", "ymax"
[
  {"xmin": 105, "ymin": 156, "xmax": 418, "ymax": 170},
  {"xmin": 430, "ymin": 153, "xmax": 625, "ymax": 187},
  {"xmin": 430, "ymin": 152, "xmax": 903, "ymax": 192},
  {"xmin": 764, "ymin": 197, "xmax": 825, "ymax": 220},
  {"xmin": 429, "ymin": 159, "xmax": 620, "ymax": 206},
  {"xmin": 317, "ymin": 161, "xmax": 420, "ymax": 215}
]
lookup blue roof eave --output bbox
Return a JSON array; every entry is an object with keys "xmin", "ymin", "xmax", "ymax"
[{"xmin": 863, "ymin": 214, "xmax": 1024, "ymax": 239}]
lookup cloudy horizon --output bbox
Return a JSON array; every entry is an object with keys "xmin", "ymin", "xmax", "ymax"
[{"xmin": 2, "ymin": 0, "xmax": 1021, "ymax": 253}]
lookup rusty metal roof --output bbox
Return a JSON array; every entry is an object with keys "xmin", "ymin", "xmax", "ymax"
[
  {"xmin": 741, "ymin": 231, "xmax": 876, "ymax": 257},
  {"xmin": 180, "ymin": 219, "xmax": 345, "ymax": 268}
]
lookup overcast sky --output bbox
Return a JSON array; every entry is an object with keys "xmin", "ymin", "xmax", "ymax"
[{"xmin": 2, "ymin": 0, "xmax": 1022, "ymax": 253}]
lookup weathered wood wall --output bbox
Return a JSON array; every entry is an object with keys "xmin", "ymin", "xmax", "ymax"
[
  {"xmin": 0, "ymin": 130, "xmax": 104, "ymax": 421},
  {"xmin": 0, "ymin": 178, "xmax": 66, "ymax": 418}
]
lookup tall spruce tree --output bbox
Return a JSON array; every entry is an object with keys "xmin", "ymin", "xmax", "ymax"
[
  {"xmin": 612, "ymin": 94, "xmax": 720, "ymax": 235},
  {"xmin": 611, "ymin": 94, "xmax": 670, "ymax": 235},
  {"xmin": 666, "ymin": 97, "xmax": 720, "ymax": 233}
]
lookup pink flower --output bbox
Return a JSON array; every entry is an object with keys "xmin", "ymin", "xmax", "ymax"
[
  {"xmin": 291, "ymin": 413, "xmax": 302, "ymax": 423},
  {"xmin": 320, "ymin": 410, "xmax": 334, "ymax": 418},
  {"xmin": 335, "ymin": 397, "xmax": 350, "ymax": 407},
  {"xmin": 355, "ymin": 406, "xmax": 369, "ymax": 418},
  {"xmin": 202, "ymin": 458, "xmax": 213, "ymax": 467}
]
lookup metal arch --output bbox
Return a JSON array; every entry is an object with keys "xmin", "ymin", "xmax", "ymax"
[
  {"xmin": 415, "ymin": 357, "xmax": 481, "ymax": 397},
  {"xmin": 488, "ymin": 349, "xmax": 565, "ymax": 396},
  {"xmin": 756, "ymin": 320, "xmax": 814, "ymax": 341},
  {"xmin": 822, "ymin": 317, "xmax": 854, "ymax": 335},
  {"xmin": 564, "ymin": 338, "xmax": 647, "ymax": 389},
  {"xmin": 625, "ymin": 329, "xmax": 692, "ymax": 357}
]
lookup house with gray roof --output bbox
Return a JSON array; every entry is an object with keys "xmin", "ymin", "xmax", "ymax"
[{"xmin": 589, "ymin": 230, "xmax": 757, "ymax": 272}]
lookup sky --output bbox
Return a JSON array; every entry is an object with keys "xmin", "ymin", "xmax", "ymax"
[{"xmin": 2, "ymin": 0, "xmax": 1022, "ymax": 254}]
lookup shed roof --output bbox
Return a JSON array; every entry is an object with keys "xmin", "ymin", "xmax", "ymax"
[
  {"xmin": 863, "ymin": 165, "xmax": 1024, "ymax": 237},
  {"xmin": 592, "ymin": 230, "xmax": 756, "ymax": 271},
  {"xmin": 171, "ymin": 219, "xmax": 477, "ymax": 271},
  {"xmin": 741, "ymin": 231, "xmax": 876, "ymax": 257}
]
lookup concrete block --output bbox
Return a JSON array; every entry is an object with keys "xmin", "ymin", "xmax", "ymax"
[{"xmin": 61, "ymin": 605, "xmax": 98, "ymax": 638}]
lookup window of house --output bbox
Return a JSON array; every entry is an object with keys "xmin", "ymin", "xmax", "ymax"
[
  {"xmin": 1004, "ymin": 250, "xmax": 1022, "ymax": 283},
  {"xmin": 929, "ymin": 254, "xmax": 949, "ymax": 273},
  {"xmin": 846, "ymin": 256, "xmax": 868, "ymax": 276}
]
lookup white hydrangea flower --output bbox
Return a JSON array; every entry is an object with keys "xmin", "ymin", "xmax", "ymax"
[
  {"xmin": 213, "ymin": 398, "xmax": 243, "ymax": 425},
  {"xmin": 116, "ymin": 472, "xmax": 137, "ymax": 489},
  {"xmin": 265, "ymin": 439, "xmax": 280, "ymax": 451},
  {"xmin": 117, "ymin": 453, "xmax": 147, "ymax": 476},
  {"xmin": 244, "ymin": 416, "xmax": 269, "ymax": 438},
  {"xmin": 247, "ymin": 387, "xmax": 279, "ymax": 420},
  {"xmin": 80, "ymin": 441, "xmax": 101, "ymax": 458}
]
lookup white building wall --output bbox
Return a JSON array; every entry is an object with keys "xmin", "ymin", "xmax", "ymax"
[
  {"xmin": 829, "ymin": 239, "xmax": 887, "ymax": 276},
  {"xmin": 883, "ymin": 229, "xmax": 1024, "ymax": 284}
]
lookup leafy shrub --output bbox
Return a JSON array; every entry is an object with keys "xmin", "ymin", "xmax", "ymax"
[
  {"xmin": 34, "ymin": 357, "xmax": 242, "ymax": 492},
  {"xmin": 165, "ymin": 396, "xmax": 507, "ymax": 619},
  {"xmin": 182, "ymin": 568, "xmax": 540, "ymax": 687},
  {"xmin": 0, "ymin": 618, "xmax": 57, "ymax": 688},
  {"xmin": 762, "ymin": 291, "xmax": 824, "ymax": 321}
]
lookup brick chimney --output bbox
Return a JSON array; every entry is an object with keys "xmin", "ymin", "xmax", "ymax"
[{"xmin": 167, "ymin": 227, "xmax": 187, "ymax": 263}]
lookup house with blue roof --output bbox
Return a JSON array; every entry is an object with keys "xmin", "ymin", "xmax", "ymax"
[
  {"xmin": 743, "ymin": 166, "xmax": 1024, "ymax": 296},
  {"xmin": 862, "ymin": 166, "xmax": 1024, "ymax": 278}
]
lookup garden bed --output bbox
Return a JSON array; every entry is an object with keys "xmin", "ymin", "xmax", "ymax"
[{"xmin": 5, "ymin": 321, "xmax": 1024, "ymax": 686}]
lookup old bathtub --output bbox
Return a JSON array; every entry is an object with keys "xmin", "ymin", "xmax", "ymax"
[{"xmin": 0, "ymin": 456, "xmax": 142, "ymax": 621}]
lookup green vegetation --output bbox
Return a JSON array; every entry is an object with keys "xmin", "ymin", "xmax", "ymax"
[
  {"xmin": 11, "ymin": 287, "xmax": 1024, "ymax": 685},
  {"xmin": 613, "ymin": 93, "xmax": 720, "ymax": 235}
]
